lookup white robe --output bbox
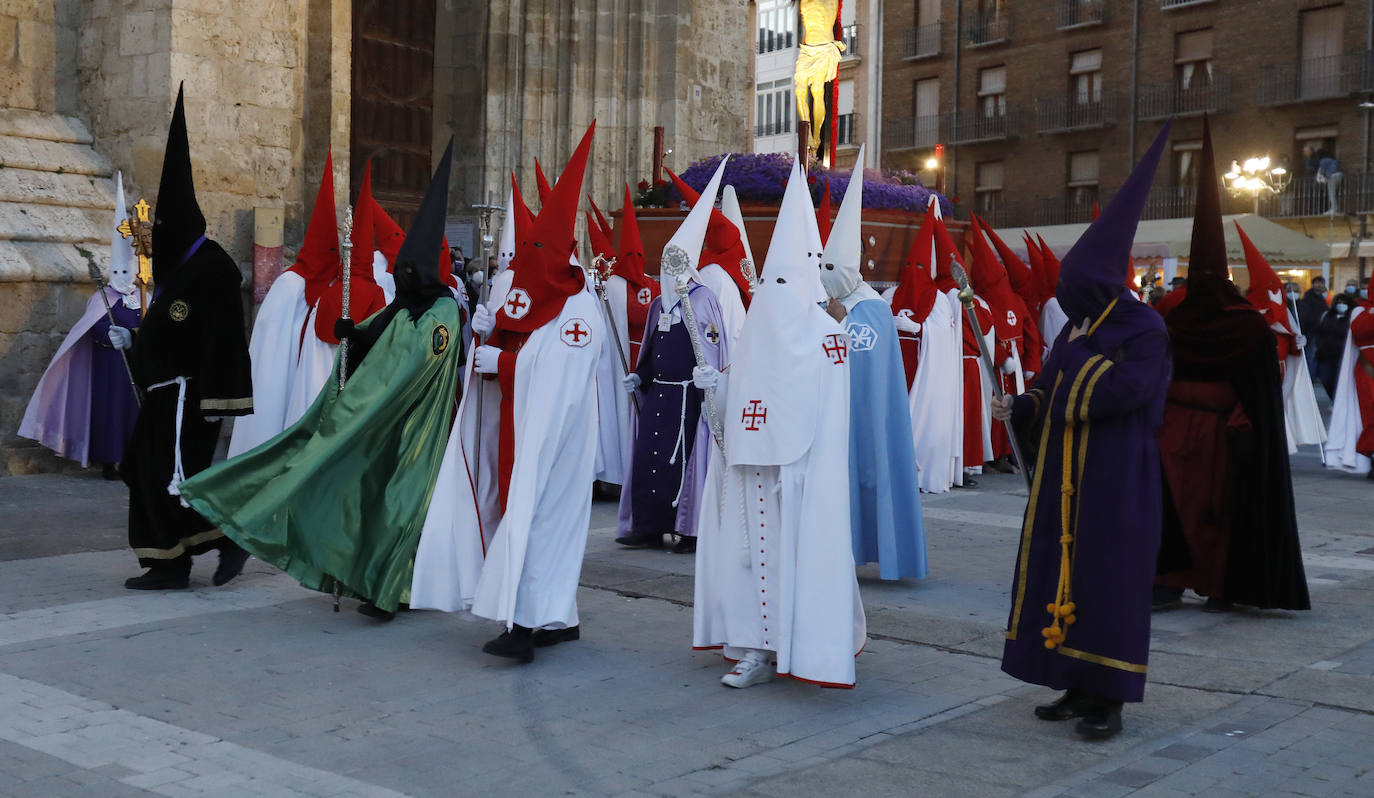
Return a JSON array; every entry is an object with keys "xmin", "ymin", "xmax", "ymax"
[
  {"xmin": 227, "ymin": 272, "xmax": 311, "ymax": 458},
  {"xmin": 1039, "ymin": 297, "xmax": 1069, "ymax": 360},
  {"xmin": 1282, "ymin": 349, "xmax": 1326, "ymax": 453},
  {"xmin": 593, "ymin": 275, "xmax": 633, "ymax": 485},
  {"xmin": 284, "ymin": 304, "xmax": 340, "ymax": 427},
  {"xmin": 697, "ymin": 263, "xmax": 748, "ymax": 343},
  {"xmin": 908, "ymin": 290, "xmax": 963, "ymax": 493},
  {"xmin": 411, "ymin": 290, "xmax": 602, "ymax": 628},
  {"xmin": 693, "ymin": 311, "xmax": 866, "ymax": 688},
  {"xmin": 1324, "ymin": 307, "xmax": 1372, "ymax": 475}
]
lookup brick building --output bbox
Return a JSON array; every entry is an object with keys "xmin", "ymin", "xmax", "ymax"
[{"xmin": 878, "ymin": 0, "xmax": 1374, "ymax": 286}]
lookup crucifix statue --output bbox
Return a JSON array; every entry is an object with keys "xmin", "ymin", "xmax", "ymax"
[{"xmin": 793, "ymin": 0, "xmax": 842, "ymax": 159}]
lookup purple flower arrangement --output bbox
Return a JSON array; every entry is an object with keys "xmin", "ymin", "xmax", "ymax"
[{"xmin": 671, "ymin": 152, "xmax": 952, "ymax": 215}]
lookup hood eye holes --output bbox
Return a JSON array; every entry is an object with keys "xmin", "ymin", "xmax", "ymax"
[
  {"xmin": 824, "ymin": 263, "xmax": 835, "ymax": 270},
  {"xmin": 533, "ymin": 241, "xmax": 544, "ymax": 248},
  {"xmin": 776, "ymin": 277, "xmax": 787, "ymax": 284}
]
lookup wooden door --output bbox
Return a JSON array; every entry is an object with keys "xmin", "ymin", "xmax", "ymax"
[{"xmin": 351, "ymin": 0, "xmax": 436, "ymax": 230}]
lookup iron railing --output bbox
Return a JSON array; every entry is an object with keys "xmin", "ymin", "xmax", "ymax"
[
  {"xmin": 1137, "ymin": 73, "xmax": 1232, "ymax": 119},
  {"xmin": 974, "ymin": 202, "xmax": 1014, "ymax": 229},
  {"xmin": 1035, "ymin": 94, "xmax": 1116, "ymax": 134},
  {"xmin": 964, "ymin": 10, "xmax": 1011, "ymax": 47},
  {"xmin": 755, "ymin": 119, "xmax": 794, "ymax": 138},
  {"xmin": 1056, "ymin": 0, "xmax": 1106, "ymax": 29},
  {"xmin": 904, "ymin": 23, "xmax": 943, "ymax": 59},
  {"xmin": 841, "ymin": 24, "xmax": 859, "ymax": 58},
  {"xmin": 1034, "ymin": 196, "xmax": 1100, "ymax": 226},
  {"xmin": 949, "ymin": 109, "xmax": 1020, "ymax": 143},
  {"xmin": 884, "ymin": 115, "xmax": 943, "ymax": 150},
  {"xmin": 1160, "ymin": 0, "xmax": 1214, "ymax": 8},
  {"xmin": 1142, "ymin": 185, "xmax": 1197, "ymax": 220},
  {"xmin": 1259, "ymin": 171, "xmax": 1374, "ymax": 218},
  {"xmin": 836, "ymin": 113, "xmax": 856, "ymax": 146},
  {"xmin": 1260, "ymin": 50, "xmax": 1374, "ymax": 106}
]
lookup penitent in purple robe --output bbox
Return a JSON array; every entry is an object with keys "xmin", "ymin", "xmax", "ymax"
[
  {"xmin": 87, "ymin": 300, "xmax": 143, "ymax": 464},
  {"xmin": 617, "ymin": 283, "xmax": 727, "ymax": 539}
]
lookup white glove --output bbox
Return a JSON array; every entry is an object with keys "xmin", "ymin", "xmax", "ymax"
[
  {"xmin": 473, "ymin": 344, "xmax": 501, "ymax": 375},
  {"xmin": 893, "ymin": 315, "xmax": 921, "ymax": 335},
  {"xmin": 107, "ymin": 325, "xmax": 132, "ymax": 350},
  {"xmin": 1295, "ymin": 333, "xmax": 1308, "ymax": 349},
  {"xmin": 692, "ymin": 365, "xmax": 720, "ymax": 390},
  {"xmin": 622, "ymin": 373, "xmax": 641, "ymax": 394},
  {"xmin": 471, "ymin": 303, "xmax": 495, "ymax": 337},
  {"xmin": 1000, "ymin": 357, "xmax": 1017, "ymax": 375}
]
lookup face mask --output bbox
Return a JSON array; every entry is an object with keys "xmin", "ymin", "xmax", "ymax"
[
  {"xmin": 470, "ymin": 271, "xmax": 486, "ymax": 285},
  {"xmin": 1335, "ymin": 304, "xmax": 1350, "ymax": 313},
  {"xmin": 1346, "ymin": 285, "xmax": 1358, "ymax": 294},
  {"xmin": 1287, "ymin": 291, "xmax": 1300, "ymax": 301}
]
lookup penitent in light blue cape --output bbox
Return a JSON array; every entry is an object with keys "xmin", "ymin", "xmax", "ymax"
[{"xmin": 844, "ymin": 295, "xmax": 927, "ymax": 579}]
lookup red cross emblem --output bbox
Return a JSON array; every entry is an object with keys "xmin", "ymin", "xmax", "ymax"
[
  {"xmin": 741, "ymin": 400, "xmax": 768, "ymax": 431},
  {"xmin": 560, "ymin": 317, "xmax": 591, "ymax": 347},
  {"xmin": 1006, "ymin": 310, "xmax": 1018, "ymax": 326},
  {"xmin": 823, "ymin": 334, "xmax": 848, "ymax": 365},
  {"xmin": 637, "ymin": 287, "xmax": 653, "ymax": 305},
  {"xmin": 504, "ymin": 288, "xmax": 531, "ymax": 319}
]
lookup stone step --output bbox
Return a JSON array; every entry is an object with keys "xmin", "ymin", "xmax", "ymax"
[
  {"xmin": 0, "ymin": 169, "xmax": 115, "ymax": 213},
  {"xmin": 0, "ymin": 440, "xmax": 86, "ymax": 478},
  {"xmin": 0, "ymin": 240, "xmax": 111, "ymax": 283},
  {"xmin": 0, "ymin": 202, "xmax": 106, "ymax": 245},
  {"xmin": 0, "ymin": 135, "xmax": 112, "ymax": 178},
  {"xmin": 0, "ymin": 110, "xmax": 95, "ymax": 146}
]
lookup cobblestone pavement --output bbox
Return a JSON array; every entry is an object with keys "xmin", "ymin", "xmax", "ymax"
[{"xmin": 0, "ymin": 450, "xmax": 1369, "ymax": 797}]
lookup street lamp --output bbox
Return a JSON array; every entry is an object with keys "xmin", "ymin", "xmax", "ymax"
[{"xmin": 1223, "ymin": 156, "xmax": 1292, "ymax": 215}]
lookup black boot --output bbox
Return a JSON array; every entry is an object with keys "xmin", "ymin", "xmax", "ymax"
[
  {"xmin": 1152, "ymin": 585, "xmax": 1184, "ymax": 611},
  {"xmin": 1034, "ymin": 689, "xmax": 1091, "ymax": 721},
  {"xmin": 212, "ymin": 543, "xmax": 251, "ymax": 587},
  {"xmin": 531, "ymin": 626, "xmax": 580, "ymax": 648},
  {"xmin": 1074, "ymin": 698, "xmax": 1124, "ymax": 740},
  {"xmin": 615, "ymin": 532, "xmax": 665, "ymax": 549},
  {"xmin": 125, "ymin": 560, "xmax": 191, "ymax": 590},
  {"xmin": 672, "ymin": 535, "xmax": 697, "ymax": 554},
  {"xmin": 101, "ymin": 463, "xmax": 120, "ymax": 481},
  {"xmin": 483, "ymin": 625, "xmax": 535, "ymax": 662},
  {"xmin": 357, "ymin": 601, "xmax": 396, "ymax": 622}
]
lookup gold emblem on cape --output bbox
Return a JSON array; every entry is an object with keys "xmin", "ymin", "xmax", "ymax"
[
  {"xmin": 168, "ymin": 300, "xmax": 190, "ymax": 322},
  {"xmin": 432, "ymin": 324, "xmax": 449, "ymax": 355}
]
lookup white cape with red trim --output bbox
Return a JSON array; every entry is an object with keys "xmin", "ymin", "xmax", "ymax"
[
  {"xmin": 692, "ymin": 308, "xmax": 866, "ymax": 687},
  {"xmin": 411, "ymin": 290, "xmax": 601, "ymax": 627},
  {"xmin": 1324, "ymin": 307, "xmax": 1372, "ymax": 474},
  {"xmin": 908, "ymin": 290, "xmax": 963, "ymax": 493},
  {"xmin": 227, "ymin": 271, "xmax": 311, "ymax": 458},
  {"xmin": 593, "ymin": 275, "xmax": 632, "ymax": 485},
  {"xmin": 697, "ymin": 263, "xmax": 748, "ymax": 344}
]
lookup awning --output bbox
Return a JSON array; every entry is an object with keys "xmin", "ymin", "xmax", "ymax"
[{"xmin": 995, "ymin": 213, "xmax": 1330, "ymax": 268}]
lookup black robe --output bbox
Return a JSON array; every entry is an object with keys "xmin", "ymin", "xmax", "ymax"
[{"xmin": 123, "ymin": 239, "xmax": 253, "ymax": 567}]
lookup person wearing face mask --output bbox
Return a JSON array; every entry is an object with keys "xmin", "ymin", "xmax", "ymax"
[
  {"xmin": 1324, "ymin": 284, "xmax": 1374, "ymax": 476},
  {"xmin": 1316, "ymin": 296, "xmax": 1354, "ymax": 398},
  {"xmin": 692, "ymin": 157, "xmax": 866, "ymax": 690},
  {"xmin": 20, "ymin": 171, "xmax": 143, "ymax": 481}
]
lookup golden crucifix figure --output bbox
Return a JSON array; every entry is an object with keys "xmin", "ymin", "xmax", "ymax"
[{"xmin": 793, "ymin": 0, "xmax": 843, "ymax": 155}]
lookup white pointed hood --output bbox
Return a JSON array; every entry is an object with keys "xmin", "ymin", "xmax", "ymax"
[
  {"xmin": 720, "ymin": 184, "xmax": 756, "ymax": 278},
  {"xmin": 820, "ymin": 146, "xmax": 865, "ymax": 301},
  {"xmin": 109, "ymin": 171, "xmax": 139, "ymax": 304},
  {"xmin": 724, "ymin": 157, "xmax": 839, "ymax": 467},
  {"xmin": 660, "ymin": 155, "xmax": 728, "ymax": 308},
  {"xmin": 496, "ymin": 188, "xmax": 516, "ymax": 275}
]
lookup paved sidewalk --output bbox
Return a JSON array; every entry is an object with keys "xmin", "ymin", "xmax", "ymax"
[{"xmin": 0, "ymin": 451, "xmax": 1369, "ymax": 797}]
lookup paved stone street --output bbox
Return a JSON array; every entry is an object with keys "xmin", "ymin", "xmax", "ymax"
[{"xmin": 0, "ymin": 450, "xmax": 1370, "ymax": 797}]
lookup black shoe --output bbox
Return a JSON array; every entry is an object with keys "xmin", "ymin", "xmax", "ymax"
[
  {"xmin": 483, "ymin": 626, "xmax": 534, "ymax": 662},
  {"xmin": 1075, "ymin": 704, "xmax": 1123, "ymax": 740},
  {"xmin": 955, "ymin": 477, "xmax": 978, "ymax": 488},
  {"xmin": 987, "ymin": 457, "xmax": 1014, "ymax": 474},
  {"xmin": 531, "ymin": 626, "xmax": 580, "ymax": 648},
  {"xmin": 357, "ymin": 601, "xmax": 396, "ymax": 622},
  {"xmin": 1152, "ymin": 585, "xmax": 1184, "ymax": 611},
  {"xmin": 124, "ymin": 569, "xmax": 190, "ymax": 591},
  {"xmin": 592, "ymin": 481, "xmax": 622, "ymax": 502},
  {"xmin": 101, "ymin": 463, "xmax": 120, "ymax": 481},
  {"xmin": 1202, "ymin": 597, "xmax": 1233, "ymax": 613},
  {"xmin": 615, "ymin": 532, "xmax": 665, "ymax": 549},
  {"xmin": 1034, "ymin": 690, "xmax": 1091, "ymax": 722},
  {"xmin": 672, "ymin": 536, "xmax": 697, "ymax": 554},
  {"xmin": 212, "ymin": 546, "xmax": 251, "ymax": 587}
]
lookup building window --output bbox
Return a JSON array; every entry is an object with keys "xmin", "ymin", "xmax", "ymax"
[
  {"xmin": 1295, "ymin": 126, "xmax": 1338, "ymax": 179},
  {"xmin": 976, "ymin": 160, "xmax": 1004, "ymax": 217},
  {"xmin": 917, "ymin": 0, "xmax": 941, "ymax": 25},
  {"xmin": 757, "ymin": 1, "xmax": 797, "ymax": 55},
  {"xmin": 755, "ymin": 79, "xmax": 795, "ymax": 138},
  {"xmin": 1175, "ymin": 29, "xmax": 1213, "ymax": 90},
  {"xmin": 1070, "ymin": 49, "xmax": 1102, "ymax": 106},
  {"xmin": 1067, "ymin": 150, "xmax": 1099, "ymax": 211},
  {"xmin": 1300, "ymin": 5, "xmax": 1344, "ymax": 98},
  {"xmin": 836, "ymin": 80, "xmax": 856, "ymax": 145},
  {"xmin": 914, "ymin": 77, "xmax": 941, "ymax": 147},
  {"xmin": 1173, "ymin": 140, "xmax": 1200, "ymax": 189},
  {"xmin": 978, "ymin": 66, "xmax": 1006, "ymax": 118}
]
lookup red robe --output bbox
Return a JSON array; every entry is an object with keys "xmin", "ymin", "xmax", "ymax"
[
  {"xmin": 1351, "ymin": 311, "xmax": 1374, "ymax": 456},
  {"xmin": 962, "ymin": 298, "xmax": 1005, "ymax": 468}
]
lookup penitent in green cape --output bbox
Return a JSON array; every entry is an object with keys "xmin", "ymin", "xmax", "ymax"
[{"xmin": 179, "ymin": 300, "xmax": 462, "ymax": 611}]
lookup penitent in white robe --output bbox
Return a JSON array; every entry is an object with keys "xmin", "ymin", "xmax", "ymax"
[
  {"xmin": 697, "ymin": 263, "xmax": 748, "ymax": 344},
  {"xmin": 593, "ymin": 274, "xmax": 633, "ymax": 485},
  {"xmin": 1039, "ymin": 297, "xmax": 1069, "ymax": 361},
  {"xmin": 909, "ymin": 290, "xmax": 964, "ymax": 493},
  {"xmin": 1325, "ymin": 307, "xmax": 1373, "ymax": 475},
  {"xmin": 227, "ymin": 271, "xmax": 311, "ymax": 458},
  {"xmin": 1282, "ymin": 349, "xmax": 1326, "ymax": 454}
]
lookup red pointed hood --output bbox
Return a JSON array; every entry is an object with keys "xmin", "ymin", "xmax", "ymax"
[
  {"xmin": 313, "ymin": 158, "xmax": 386, "ymax": 344},
  {"xmin": 588, "ymin": 197, "xmax": 614, "ymax": 242},
  {"xmin": 665, "ymin": 167, "xmax": 752, "ymax": 306},
  {"xmin": 816, "ymin": 179, "xmax": 833, "ymax": 245},
  {"xmin": 1237, "ymin": 220, "xmax": 1293, "ymax": 332},
  {"xmin": 983, "ymin": 222, "xmax": 1035, "ymax": 307},
  {"xmin": 534, "ymin": 159, "xmax": 553, "ymax": 208},
  {"xmin": 585, "ymin": 210, "xmax": 616, "ymax": 261},
  {"xmin": 495, "ymin": 121, "xmax": 595, "ymax": 333},
  {"xmin": 1037, "ymin": 234, "xmax": 1061, "ymax": 301},
  {"xmin": 373, "ymin": 198, "xmax": 406, "ymax": 271},
  {"xmin": 509, "ymin": 173, "xmax": 533, "ymax": 275},
  {"xmin": 892, "ymin": 202, "xmax": 940, "ymax": 323},
  {"xmin": 286, "ymin": 151, "xmax": 341, "ymax": 308},
  {"xmin": 969, "ymin": 216, "xmax": 1021, "ymax": 340},
  {"xmin": 616, "ymin": 183, "xmax": 658, "ymax": 301},
  {"xmin": 350, "ymin": 160, "xmax": 376, "ymax": 270},
  {"xmin": 932, "ymin": 213, "xmax": 964, "ymax": 294}
]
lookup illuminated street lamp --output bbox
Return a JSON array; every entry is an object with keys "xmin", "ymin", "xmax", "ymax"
[{"xmin": 1223, "ymin": 156, "xmax": 1292, "ymax": 214}]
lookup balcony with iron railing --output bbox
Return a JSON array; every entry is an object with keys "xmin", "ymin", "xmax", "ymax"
[
  {"xmin": 840, "ymin": 24, "xmax": 859, "ymax": 59},
  {"xmin": 836, "ymin": 113, "xmax": 856, "ymax": 146},
  {"xmin": 964, "ymin": 10, "xmax": 1011, "ymax": 47},
  {"xmin": 974, "ymin": 202, "xmax": 1015, "ymax": 229},
  {"xmin": 1137, "ymin": 73, "xmax": 1232, "ymax": 120},
  {"xmin": 1142, "ymin": 185, "xmax": 1197, "ymax": 220},
  {"xmin": 949, "ymin": 109, "xmax": 1020, "ymax": 143},
  {"xmin": 1034, "ymin": 195, "xmax": 1101, "ymax": 226},
  {"xmin": 884, "ymin": 115, "xmax": 943, "ymax": 151},
  {"xmin": 1259, "ymin": 50, "xmax": 1374, "ymax": 106},
  {"xmin": 755, "ymin": 118, "xmax": 794, "ymax": 138},
  {"xmin": 1056, "ymin": 0, "xmax": 1106, "ymax": 29},
  {"xmin": 1160, "ymin": 0, "xmax": 1215, "ymax": 9},
  {"xmin": 1259, "ymin": 171, "xmax": 1374, "ymax": 218},
  {"xmin": 1035, "ymin": 93, "xmax": 1117, "ymax": 134},
  {"xmin": 903, "ymin": 23, "xmax": 943, "ymax": 59}
]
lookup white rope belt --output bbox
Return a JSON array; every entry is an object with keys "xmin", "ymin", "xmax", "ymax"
[
  {"xmin": 653, "ymin": 377, "xmax": 694, "ymax": 508},
  {"xmin": 148, "ymin": 376, "xmax": 191, "ymax": 507}
]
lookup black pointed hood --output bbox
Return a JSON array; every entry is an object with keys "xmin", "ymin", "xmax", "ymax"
[
  {"xmin": 1177, "ymin": 115, "xmax": 1247, "ymax": 316},
  {"xmin": 390, "ymin": 137, "xmax": 454, "ymax": 321},
  {"xmin": 152, "ymin": 84, "xmax": 207, "ymax": 281}
]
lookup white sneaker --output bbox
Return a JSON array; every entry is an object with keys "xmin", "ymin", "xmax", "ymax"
[{"xmin": 720, "ymin": 650, "xmax": 774, "ymax": 688}]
